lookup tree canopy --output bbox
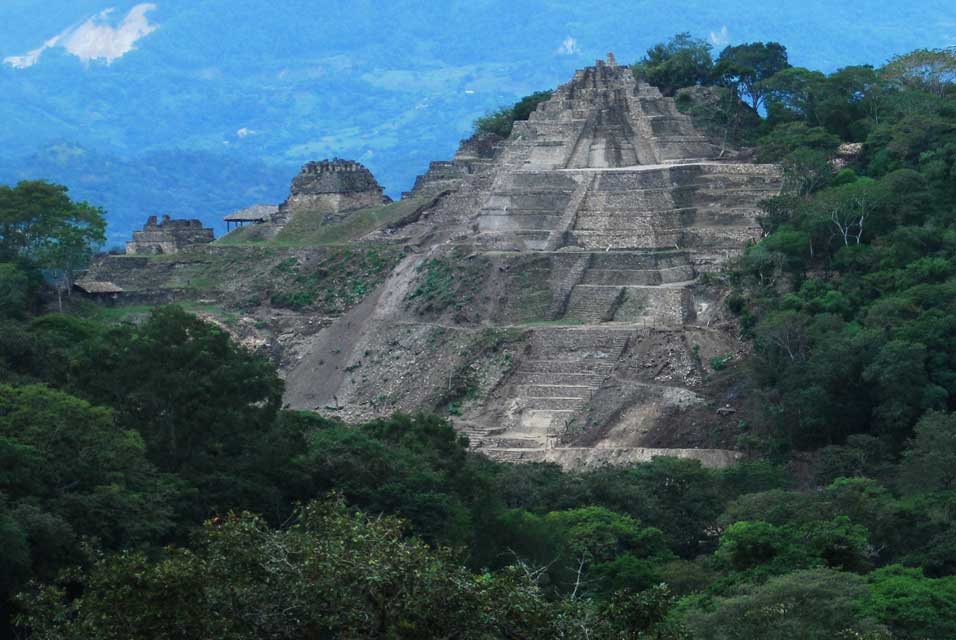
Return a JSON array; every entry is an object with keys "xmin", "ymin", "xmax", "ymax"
[
  {"xmin": 633, "ymin": 32, "xmax": 715, "ymax": 96},
  {"xmin": 6, "ymin": 38, "xmax": 956, "ymax": 640}
]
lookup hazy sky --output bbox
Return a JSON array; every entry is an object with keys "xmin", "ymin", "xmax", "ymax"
[{"xmin": 1, "ymin": 1, "xmax": 954, "ymax": 239}]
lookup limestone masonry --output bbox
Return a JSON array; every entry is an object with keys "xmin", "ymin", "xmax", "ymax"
[
  {"xmin": 273, "ymin": 159, "xmax": 387, "ymax": 224},
  {"xmin": 282, "ymin": 56, "xmax": 783, "ymax": 469},
  {"xmin": 126, "ymin": 215, "xmax": 214, "ymax": 255}
]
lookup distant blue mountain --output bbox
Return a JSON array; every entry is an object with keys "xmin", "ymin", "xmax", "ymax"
[{"xmin": 2, "ymin": 1, "xmax": 954, "ymax": 243}]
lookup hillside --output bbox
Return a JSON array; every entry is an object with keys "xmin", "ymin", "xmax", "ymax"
[{"xmin": 87, "ymin": 57, "xmax": 782, "ymax": 469}]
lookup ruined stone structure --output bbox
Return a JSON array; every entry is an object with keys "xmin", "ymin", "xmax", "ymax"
[
  {"xmin": 283, "ymin": 56, "xmax": 783, "ymax": 469},
  {"xmin": 126, "ymin": 215, "xmax": 214, "ymax": 255},
  {"xmin": 274, "ymin": 159, "xmax": 387, "ymax": 224},
  {"xmin": 401, "ymin": 132, "xmax": 505, "ymax": 200},
  {"xmin": 402, "ymin": 161, "xmax": 466, "ymax": 199},
  {"xmin": 89, "ymin": 57, "xmax": 781, "ymax": 470}
]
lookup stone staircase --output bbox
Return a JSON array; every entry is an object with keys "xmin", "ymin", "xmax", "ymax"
[
  {"xmin": 563, "ymin": 285, "xmax": 625, "ymax": 322},
  {"xmin": 548, "ymin": 253, "xmax": 591, "ymax": 319},
  {"xmin": 486, "ymin": 327, "xmax": 633, "ymax": 448},
  {"xmin": 443, "ymin": 60, "xmax": 782, "ymax": 467},
  {"xmin": 546, "ymin": 173, "xmax": 595, "ymax": 250}
]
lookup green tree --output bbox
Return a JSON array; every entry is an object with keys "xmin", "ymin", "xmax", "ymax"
[
  {"xmin": 0, "ymin": 262, "xmax": 37, "ymax": 318},
  {"xmin": 0, "ymin": 181, "xmax": 105, "ymax": 310},
  {"xmin": 864, "ymin": 565, "xmax": 956, "ymax": 640},
  {"xmin": 546, "ymin": 506, "xmax": 671, "ymax": 597},
  {"xmin": 764, "ymin": 66, "xmax": 827, "ymax": 125},
  {"xmin": 601, "ymin": 584, "xmax": 689, "ymax": 639},
  {"xmin": 780, "ymin": 148, "xmax": 834, "ymax": 196},
  {"xmin": 633, "ymin": 33, "xmax": 714, "ymax": 96},
  {"xmin": 862, "ymin": 340, "xmax": 940, "ymax": 441},
  {"xmin": 0, "ymin": 383, "xmax": 177, "ymax": 617},
  {"xmin": 716, "ymin": 521, "xmax": 800, "ymax": 571},
  {"xmin": 715, "ymin": 42, "xmax": 791, "ymax": 112},
  {"xmin": 300, "ymin": 413, "xmax": 477, "ymax": 547},
  {"xmin": 81, "ymin": 306, "xmax": 284, "ymax": 476},
  {"xmin": 684, "ymin": 569, "xmax": 890, "ymax": 640},
  {"xmin": 474, "ymin": 90, "xmax": 553, "ymax": 138},
  {"xmin": 810, "ymin": 179, "xmax": 886, "ymax": 248},
  {"xmin": 882, "ymin": 48, "xmax": 956, "ymax": 97},
  {"xmin": 582, "ymin": 457, "xmax": 726, "ymax": 557},
  {"xmin": 898, "ymin": 411, "xmax": 956, "ymax": 492},
  {"xmin": 757, "ymin": 121, "xmax": 841, "ymax": 163},
  {"xmin": 17, "ymin": 497, "xmax": 562, "ymax": 640}
]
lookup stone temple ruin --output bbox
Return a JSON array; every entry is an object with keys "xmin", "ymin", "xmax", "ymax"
[
  {"xmin": 283, "ymin": 55, "xmax": 783, "ymax": 469},
  {"xmin": 126, "ymin": 215, "xmax": 214, "ymax": 255},
  {"xmin": 272, "ymin": 159, "xmax": 388, "ymax": 225},
  {"xmin": 88, "ymin": 55, "xmax": 782, "ymax": 469}
]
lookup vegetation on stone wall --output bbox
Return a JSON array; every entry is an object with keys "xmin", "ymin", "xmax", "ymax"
[
  {"xmin": 474, "ymin": 90, "xmax": 554, "ymax": 138},
  {"xmin": 406, "ymin": 249, "xmax": 489, "ymax": 316},
  {"xmin": 267, "ymin": 247, "xmax": 402, "ymax": 312}
]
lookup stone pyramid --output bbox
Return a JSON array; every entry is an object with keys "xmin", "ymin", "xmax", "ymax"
[{"xmin": 284, "ymin": 56, "xmax": 782, "ymax": 469}]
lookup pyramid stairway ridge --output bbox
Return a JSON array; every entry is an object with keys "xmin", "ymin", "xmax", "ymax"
[{"xmin": 280, "ymin": 55, "xmax": 783, "ymax": 470}]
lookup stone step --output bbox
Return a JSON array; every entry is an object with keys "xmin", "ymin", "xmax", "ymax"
[
  {"xmin": 579, "ymin": 265, "xmax": 696, "ymax": 286},
  {"xmin": 527, "ymin": 327, "xmax": 633, "ymax": 348},
  {"xmin": 514, "ymin": 384, "xmax": 594, "ymax": 398},
  {"xmin": 564, "ymin": 286, "xmax": 623, "ymax": 322},
  {"xmin": 480, "ymin": 447, "xmax": 743, "ymax": 469},
  {"xmin": 635, "ymin": 98, "xmax": 674, "ymax": 116},
  {"xmin": 478, "ymin": 212, "xmax": 562, "ymax": 231},
  {"xmin": 511, "ymin": 371, "xmax": 608, "ymax": 386},
  {"xmin": 588, "ymin": 251, "xmax": 692, "ymax": 269},
  {"xmin": 486, "ymin": 192, "xmax": 576, "ymax": 209},
  {"xmin": 570, "ymin": 229, "xmax": 681, "ymax": 250},
  {"xmin": 519, "ymin": 396, "xmax": 588, "ymax": 411},
  {"xmin": 526, "ymin": 340, "xmax": 629, "ymax": 359},
  {"xmin": 491, "ymin": 437, "xmax": 545, "ymax": 449},
  {"xmin": 507, "ymin": 172, "xmax": 581, "ymax": 189},
  {"xmin": 555, "ymin": 285, "xmax": 690, "ymax": 324},
  {"xmin": 614, "ymin": 287, "xmax": 689, "ymax": 325},
  {"xmin": 481, "ymin": 449, "xmax": 531, "ymax": 463},
  {"xmin": 575, "ymin": 211, "xmax": 686, "ymax": 227},
  {"xmin": 512, "ymin": 229, "xmax": 552, "ymax": 240},
  {"xmin": 519, "ymin": 359, "xmax": 618, "ymax": 373}
]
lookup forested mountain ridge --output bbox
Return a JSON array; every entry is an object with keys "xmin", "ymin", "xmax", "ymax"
[
  {"xmin": 2, "ymin": 0, "xmax": 954, "ymax": 243},
  {"xmin": 1, "ymin": 34, "xmax": 956, "ymax": 639}
]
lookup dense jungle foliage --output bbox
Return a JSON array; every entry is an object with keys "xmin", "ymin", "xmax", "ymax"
[{"xmin": 2, "ymin": 36, "xmax": 956, "ymax": 639}]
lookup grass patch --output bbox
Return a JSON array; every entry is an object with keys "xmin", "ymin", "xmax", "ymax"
[
  {"xmin": 406, "ymin": 250, "xmax": 488, "ymax": 316},
  {"xmin": 216, "ymin": 224, "xmax": 273, "ymax": 245},
  {"xmin": 510, "ymin": 261, "xmax": 553, "ymax": 320},
  {"xmin": 82, "ymin": 303, "xmax": 156, "ymax": 323},
  {"xmin": 267, "ymin": 247, "xmax": 403, "ymax": 312},
  {"xmin": 78, "ymin": 300, "xmax": 232, "ymax": 326},
  {"xmin": 213, "ymin": 197, "xmax": 434, "ymax": 248}
]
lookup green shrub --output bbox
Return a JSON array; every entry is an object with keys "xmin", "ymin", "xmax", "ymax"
[{"xmin": 474, "ymin": 90, "xmax": 553, "ymax": 137}]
